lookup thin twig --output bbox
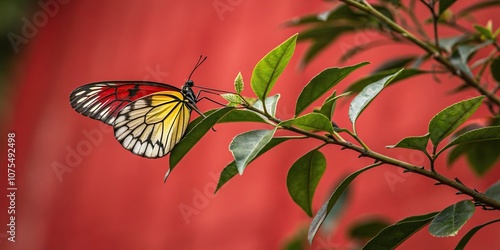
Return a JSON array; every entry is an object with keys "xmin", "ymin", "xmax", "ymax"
[
  {"xmin": 404, "ymin": 0, "xmax": 430, "ymax": 40},
  {"xmin": 419, "ymin": 0, "xmax": 440, "ymax": 54}
]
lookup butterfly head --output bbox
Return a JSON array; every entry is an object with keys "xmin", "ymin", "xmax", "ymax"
[
  {"xmin": 182, "ymin": 80, "xmax": 197, "ymax": 103},
  {"xmin": 185, "ymin": 79, "xmax": 194, "ymax": 87}
]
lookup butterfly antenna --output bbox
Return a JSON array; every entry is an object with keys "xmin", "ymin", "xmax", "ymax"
[{"xmin": 188, "ymin": 55, "xmax": 207, "ymax": 80}]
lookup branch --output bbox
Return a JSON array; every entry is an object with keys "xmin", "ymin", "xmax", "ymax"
[
  {"xmin": 419, "ymin": 0, "xmax": 440, "ymax": 54},
  {"xmin": 339, "ymin": 0, "xmax": 500, "ymax": 107},
  {"xmin": 243, "ymin": 104, "xmax": 500, "ymax": 211}
]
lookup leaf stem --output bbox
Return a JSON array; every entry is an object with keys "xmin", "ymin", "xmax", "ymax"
[
  {"xmin": 476, "ymin": 48, "xmax": 499, "ymax": 82},
  {"xmin": 336, "ymin": 128, "xmax": 370, "ymax": 151},
  {"xmin": 430, "ymin": 145, "xmax": 438, "ymax": 172},
  {"xmin": 331, "ymin": 130, "xmax": 346, "ymax": 142}
]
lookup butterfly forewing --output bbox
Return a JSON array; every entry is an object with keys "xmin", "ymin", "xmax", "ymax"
[
  {"xmin": 113, "ymin": 91, "xmax": 192, "ymax": 158},
  {"xmin": 69, "ymin": 81, "xmax": 180, "ymax": 125}
]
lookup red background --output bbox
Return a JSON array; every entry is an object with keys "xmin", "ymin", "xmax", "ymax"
[{"xmin": 2, "ymin": 0, "xmax": 500, "ymax": 249}]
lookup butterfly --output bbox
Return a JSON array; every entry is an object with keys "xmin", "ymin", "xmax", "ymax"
[{"xmin": 69, "ymin": 56, "xmax": 212, "ymax": 159}]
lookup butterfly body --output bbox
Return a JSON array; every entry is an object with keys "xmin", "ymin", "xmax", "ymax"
[{"xmin": 70, "ymin": 80, "xmax": 201, "ymax": 158}]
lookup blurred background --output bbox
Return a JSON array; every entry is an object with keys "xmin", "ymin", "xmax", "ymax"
[{"xmin": 1, "ymin": 0, "xmax": 499, "ymax": 249}]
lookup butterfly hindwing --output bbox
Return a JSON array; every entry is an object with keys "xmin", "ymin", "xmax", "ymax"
[
  {"xmin": 113, "ymin": 91, "xmax": 192, "ymax": 158},
  {"xmin": 69, "ymin": 81, "xmax": 180, "ymax": 125}
]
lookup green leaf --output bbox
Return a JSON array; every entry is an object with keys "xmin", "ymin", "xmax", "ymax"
[
  {"xmin": 220, "ymin": 93, "xmax": 243, "ymax": 106},
  {"xmin": 490, "ymin": 57, "xmax": 500, "ymax": 84},
  {"xmin": 447, "ymin": 143, "xmax": 469, "ymax": 166},
  {"xmin": 229, "ymin": 129, "xmax": 276, "ymax": 174},
  {"xmin": 215, "ymin": 137, "xmax": 296, "ymax": 193},
  {"xmin": 184, "ymin": 109, "xmax": 217, "ymax": 133},
  {"xmin": 373, "ymin": 5, "xmax": 394, "ymax": 22},
  {"xmin": 217, "ymin": 109, "xmax": 268, "ymax": 124},
  {"xmin": 457, "ymin": 42, "xmax": 491, "ymax": 62},
  {"xmin": 373, "ymin": 56, "xmax": 416, "ymax": 73},
  {"xmin": 252, "ymin": 94, "xmax": 280, "ymax": 117},
  {"xmin": 308, "ymin": 164, "xmax": 381, "ymax": 244},
  {"xmin": 455, "ymin": 219, "xmax": 500, "ymax": 250},
  {"xmin": 397, "ymin": 212, "xmax": 439, "ymax": 223},
  {"xmin": 457, "ymin": 1, "xmax": 500, "ymax": 18},
  {"xmin": 318, "ymin": 91, "xmax": 351, "ymax": 121},
  {"xmin": 438, "ymin": 36, "xmax": 466, "ymax": 53},
  {"xmin": 321, "ymin": 180, "xmax": 351, "ymax": 234},
  {"xmin": 387, "ymin": 133, "xmax": 429, "ymax": 153},
  {"xmin": 300, "ymin": 27, "xmax": 355, "ymax": 66},
  {"xmin": 286, "ymin": 5, "xmax": 362, "ymax": 27},
  {"xmin": 281, "ymin": 113, "xmax": 334, "ymax": 134},
  {"xmin": 439, "ymin": 0, "xmax": 456, "ymax": 17},
  {"xmin": 474, "ymin": 24, "xmax": 494, "ymax": 40},
  {"xmin": 295, "ymin": 62, "xmax": 369, "ymax": 115},
  {"xmin": 428, "ymin": 96, "xmax": 485, "ymax": 147},
  {"xmin": 349, "ymin": 69, "xmax": 403, "ymax": 130},
  {"xmin": 251, "ymin": 34, "xmax": 297, "ymax": 101},
  {"xmin": 448, "ymin": 140, "xmax": 500, "ymax": 176},
  {"xmin": 429, "ymin": 200, "xmax": 475, "ymax": 237},
  {"xmin": 215, "ymin": 164, "xmax": 239, "ymax": 193},
  {"xmin": 283, "ymin": 227, "xmax": 308, "ymax": 250},
  {"xmin": 381, "ymin": 0, "xmax": 402, "ymax": 7},
  {"xmin": 450, "ymin": 53, "xmax": 473, "ymax": 79},
  {"xmin": 362, "ymin": 212, "xmax": 438, "ymax": 249},
  {"xmin": 169, "ymin": 107, "xmax": 234, "ymax": 170},
  {"xmin": 348, "ymin": 218, "xmax": 391, "ymax": 242},
  {"xmin": 340, "ymin": 45, "xmax": 370, "ymax": 63},
  {"xmin": 323, "ymin": 4, "xmax": 365, "ymax": 22},
  {"xmin": 234, "ymin": 72, "xmax": 244, "ymax": 94},
  {"xmin": 298, "ymin": 26, "xmax": 351, "ymax": 41},
  {"xmin": 411, "ymin": 54, "xmax": 431, "ymax": 68},
  {"xmin": 467, "ymin": 140, "xmax": 500, "ymax": 176},
  {"xmin": 485, "ymin": 180, "xmax": 500, "ymax": 201},
  {"xmin": 345, "ymin": 68, "xmax": 425, "ymax": 94},
  {"xmin": 287, "ymin": 149, "xmax": 326, "ymax": 217},
  {"xmin": 446, "ymin": 122, "xmax": 489, "ymax": 164},
  {"xmin": 440, "ymin": 126, "xmax": 500, "ymax": 153},
  {"xmin": 317, "ymin": 91, "xmax": 337, "ymax": 120},
  {"xmin": 450, "ymin": 42, "xmax": 491, "ymax": 78},
  {"xmin": 285, "ymin": 14, "xmax": 323, "ymax": 27}
]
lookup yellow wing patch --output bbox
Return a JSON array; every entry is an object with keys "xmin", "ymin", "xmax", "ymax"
[{"xmin": 113, "ymin": 91, "xmax": 191, "ymax": 158}]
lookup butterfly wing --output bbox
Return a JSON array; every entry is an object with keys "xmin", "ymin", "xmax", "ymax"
[
  {"xmin": 69, "ymin": 81, "xmax": 180, "ymax": 125},
  {"xmin": 113, "ymin": 91, "xmax": 192, "ymax": 158}
]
